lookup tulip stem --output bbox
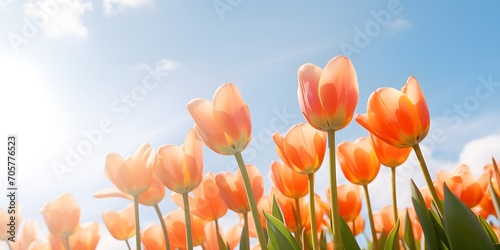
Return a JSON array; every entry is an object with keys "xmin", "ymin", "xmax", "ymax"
[
  {"xmin": 215, "ymin": 219, "xmax": 224, "ymax": 250},
  {"xmin": 308, "ymin": 173, "xmax": 318, "ymax": 250},
  {"xmin": 182, "ymin": 192, "xmax": 194, "ymax": 250},
  {"xmin": 243, "ymin": 212, "xmax": 250, "ymax": 250},
  {"xmin": 125, "ymin": 240, "xmax": 131, "ymax": 250},
  {"xmin": 154, "ymin": 204, "xmax": 170, "ymax": 250},
  {"xmin": 327, "ymin": 130, "xmax": 342, "ymax": 249},
  {"xmin": 234, "ymin": 152, "xmax": 268, "ymax": 250},
  {"xmin": 363, "ymin": 184, "xmax": 379, "ymax": 250},
  {"xmin": 294, "ymin": 197, "xmax": 303, "ymax": 246},
  {"xmin": 391, "ymin": 168, "xmax": 399, "ymax": 250},
  {"xmin": 133, "ymin": 195, "xmax": 142, "ymax": 250},
  {"xmin": 64, "ymin": 237, "xmax": 71, "ymax": 250},
  {"xmin": 413, "ymin": 144, "xmax": 443, "ymax": 216}
]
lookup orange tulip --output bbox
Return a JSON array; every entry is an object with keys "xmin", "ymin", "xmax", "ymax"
[
  {"xmin": 10, "ymin": 219, "xmax": 39, "ymax": 250},
  {"xmin": 68, "ymin": 222, "xmax": 100, "ymax": 250},
  {"xmin": 271, "ymin": 161, "xmax": 308, "ymax": 199},
  {"xmin": 337, "ymin": 137, "xmax": 381, "ymax": 185},
  {"xmin": 420, "ymin": 186, "xmax": 433, "ymax": 209},
  {"xmin": 297, "ymin": 55, "xmax": 359, "ymax": 131},
  {"xmin": 142, "ymin": 224, "xmax": 166, "ymax": 250},
  {"xmin": 188, "ymin": 83, "xmax": 252, "ymax": 155},
  {"xmin": 102, "ymin": 204, "xmax": 135, "ymax": 241},
  {"xmin": 348, "ymin": 215, "xmax": 365, "ymax": 237},
  {"xmin": 105, "ymin": 143, "xmax": 156, "ymax": 196},
  {"xmin": 271, "ymin": 188, "xmax": 305, "ymax": 233},
  {"xmin": 40, "ymin": 193, "xmax": 80, "ymax": 239},
  {"xmin": 435, "ymin": 164, "xmax": 488, "ymax": 208},
  {"xmin": 356, "ymin": 76, "xmax": 430, "ymax": 148},
  {"xmin": 155, "ymin": 129, "xmax": 204, "ymax": 194},
  {"xmin": 376, "ymin": 206, "xmax": 422, "ymax": 240},
  {"xmin": 215, "ymin": 164, "xmax": 264, "ymax": 214},
  {"xmin": 246, "ymin": 195, "xmax": 272, "ymax": 237},
  {"xmin": 171, "ymin": 172, "xmax": 228, "ymax": 221},
  {"xmin": 473, "ymin": 187, "xmax": 497, "ymax": 219},
  {"xmin": 369, "ymin": 133, "xmax": 411, "ymax": 167},
  {"xmin": 301, "ymin": 194, "xmax": 326, "ymax": 234},
  {"xmin": 203, "ymin": 221, "xmax": 241, "ymax": 250},
  {"xmin": 273, "ymin": 123, "xmax": 327, "ymax": 174},
  {"xmin": 94, "ymin": 174, "xmax": 166, "ymax": 206},
  {"xmin": 327, "ymin": 184, "xmax": 362, "ymax": 222},
  {"xmin": 165, "ymin": 209, "xmax": 206, "ymax": 248}
]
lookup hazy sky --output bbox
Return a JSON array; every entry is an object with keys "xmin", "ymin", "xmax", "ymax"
[{"xmin": 1, "ymin": 0, "xmax": 500, "ymax": 248}]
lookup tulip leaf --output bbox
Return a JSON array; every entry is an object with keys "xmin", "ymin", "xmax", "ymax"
[
  {"xmin": 404, "ymin": 209, "xmax": 417, "ymax": 250},
  {"xmin": 319, "ymin": 230, "xmax": 327, "ymax": 250},
  {"xmin": 410, "ymin": 180, "xmax": 441, "ymax": 250},
  {"xmin": 378, "ymin": 231, "xmax": 387, "ymax": 250},
  {"xmin": 443, "ymin": 184, "xmax": 495, "ymax": 250},
  {"xmin": 478, "ymin": 214, "xmax": 499, "ymax": 244},
  {"xmin": 264, "ymin": 211, "xmax": 300, "ymax": 250},
  {"xmin": 489, "ymin": 178, "xmax": 500, "ymax": 221},
  {"xmin": 239, "ymin": 222, "xmax": 250, "ymax": 250},
  {"xmin": 339, "ymin": 216, "xmax": 361, "ymax": 250},
  {"xmin": 271, "ymin": 195, "xmax": 284, "ymax": 223},
  {"xmin": 428, "ymin": 208, "xmax": 450, "ymax": 249},
  {"xmin": 384, "ymin": 218, "xmax": 400, "ymax": 250},
  {"xmin": 495, "ymin": 244, "xmax": 500, "ymax": 250}
]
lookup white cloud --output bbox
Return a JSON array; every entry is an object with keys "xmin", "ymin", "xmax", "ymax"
[
  {"xmin": 135, "ymin": 58, "xmax": 181, "ymax": 76},
  {"xmin": 23, "ymin": 0, "xmax": 93, "ymax": 38},
  {"xmin": 387, "ymin": 17, "xmax": 411, "ymax": 34},
  {"xmin": 0, "ymin": 0, "xmax": 13, "ymax": 11},
  {"xmin": 103, "ymin": 0, "xmax": 153, "ymax": 16},
  {"xmin": 459, "ymin": 130, "xmax": 500, "ymax": 176}
]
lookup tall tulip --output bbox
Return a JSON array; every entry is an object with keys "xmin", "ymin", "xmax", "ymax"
[
  {"xmin": 355, "ymin": 76, "xmax": 442, "ymax": 215},
  {"xmin": 165, "ymin": 209, "xmax": 206, "ymax": 249},
  {"xmin": 40, "ymin": 193, "xmax": 80, "ymax": 249},
  {"xmin": 271, "ymin": 160, "xmax": 309, "ymax": 199},
  {"xmin": 188, "ymin": 83, "xmax": 267, "ymax": 249},
  {"xmin": 68, "ymin": 222, "xmax": 100, "ymax": 250},
  {"xmin": 102, "ymin": 204, "xmax": 135, "ymax": 247},
  {"xmin": 327, "ymin": 184, "xmax": 362, "ymax": 223},
  {"xmin": 142, "ymin": 225, "xmax": 167, "ymax": 250},
  {"xmin": 297, "ymin": 55, "xmax": 359, "ymax": 250}
]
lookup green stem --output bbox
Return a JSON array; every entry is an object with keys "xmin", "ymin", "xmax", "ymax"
[
  {"xmin": 234, "ymin": 152, "xmax": 268, "ymax": 250},
  {"xmin": 215, "ymin": 219, "xmax": 224, "ymax": 250},
  {"xmin": 363, "ymin": 185, "xmax": 379, "ymax": 250},
  {"xmin": 294, "ymin": 198, "xmax": 303, "ymax": 246},
  {"xmin": 182, "ymin": 192, "xmax": 194, "ymax": 250},
  {"xmin": 64, "ymin": 237, "xmax": 71, "ymax": 250},
  {"xmin": 133, "ymin": 195, "xmax": 142, "ymax": 250},
  {"xmin": 412, "ymin": 144, "xmax": 443, "ymax": 216},
  {"xmin": 308, "ymin": 173, "xmax": 318, "ymax": 250},
  {"xmin": 243, "ymin": 212, "xmax": 250, "ymax": 250},
  {"xmin": 154, "ymin": 204, "xmax": 170, "ymax": 250},
  {"xmin": 391, "ymin": 167, "xmax": 400, "ymax": 250},
  {"xmin": 327, "ymin": 130, "xmax": 342, "ymax": 249},
  {"xmin": 125, "ymin": 239, "xmax": 132, "ymax": 250}
]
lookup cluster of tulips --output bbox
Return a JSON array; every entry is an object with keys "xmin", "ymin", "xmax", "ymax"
[{"xmin": 2, "ymin": 55, "xmax": 500, "ymax": 250}]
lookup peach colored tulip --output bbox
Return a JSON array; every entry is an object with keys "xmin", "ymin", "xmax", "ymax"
[
  {"xmin": 246, "ymin": 195, "xmax": 272, "ymax": 237},
  {"xmin": 27, "ymin": 241, "xmax": 51, "ymax": 250},
  {"xmin": 40, "ymin": 193, "xmax": 80, "ymax": 239},
  {"xmin": 171, "ymin": 172, "xmax": 228, "ymax": 221},
  {"xmin": 435, "ymin": 164, "xmax": 488, "ymax": 208},
  {"xmin": 301, "ymin": 194, "xmax": 326, "ymax": 234},
  {"xmin": 156, "ymin": 129, "xmax": 204, "ymax": 194},
  {"xmin": 369, "ymin": 133, "xmax": 411, "ymax": 167},
  {"xmin": 94, "ymin": 174, "xmax": 166, "ymax": 206},
  {"xmin": 356, "ymin": 76, "xmax": 430, "ymax": 148},
  {"xmin": 473, "ymin": 187, "xmax": 497, "ymax": 219},
  {"xmin": 271, "ymin": 188, "xmax": 305, "ymax": 233},
  {"xmin": 271, "ymin": 161, "xmax": 308, "ymax": 199},
  {"xmin": 376, "ymin": 206, "xmax": 422, "ymax": 240},
  {"xmin": 10, "ymin": 219, "xmax": 39, "ymax": 250},
  {"xmin": 203, "ymin": 221, "xmax": 241, "ymax": 250},
  {"xmin": 102, "ymin": 204, "xmax": 135, "ymax": 241},
  {"xmin": 165, "ymin": 209, "xmax": 206, "ymax": 248},
  {"xmin": 188, "ymin": 83, "xmax": 252, "ymax": 155},
  {"xmin": 327, "ymin": 184, "xmax": 362, "ymax": 222},
  {"xmin": 273, "ymin": 123, "xmax": 327, "ymax": 174},
  {"xmin": 105, "ymin": 143, "xmax": 156, "ymax": 196},
  {"xmin": 420, "ymin": 186, "xmax": 433, "ymax": 209},
  {"xmin": 215, "ymin": 164, "xmax": 264, "ymax": 214},
  {"xmin": 337, "ymin": 137, "xmax": 381, "ymax": 186},
  {"xmin": 68, "ymin": 222, "xmax": 100, "ymax": 250},
  {"xmin": 297, "ymin": 55, "xmax": 359, "ymax": 131},
  {"xmin": 348, "ymin": 215, "xmax": 365, "ymax": 237},
  {"xmin": 142, "ymin": 224, "xmax": 166, "ymax": 250}
]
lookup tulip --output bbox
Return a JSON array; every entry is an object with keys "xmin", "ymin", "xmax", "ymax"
[
  {"xmin": 187, "ymin": 83, "xmax": 251, "ymax": 156},
  {"xmin": 102, "ymin": 204, "xmax": 135, "ymax": 242},
  {"xmin": 165, "ymin": 209, "xmax": 206, "ymax": 249},
  {"xmin": 142, "ymin": 225, "xmax": 167, "ymax": 250},
  {"xmin": 435, "ymin": 164, "xmax": 488, "ymax": 208},
  {"xmin": 215, "ymin": 164, "xmax": 264, "ymax": 214},
  {"xmin": 27, "ymin": 241, "xmax": 51, "ymax": 250},
  {"xmin": 337, "ymin": 137, "xmax": 380, "ymax": 186},
  {"xmin": 271, "ymin": 161, "xmax": 309, "ymax": 199},
  {"xmin": 40, "ymin": 193, "xmax": 80, "ymax": 248},
  {"xmin": 246, "ymin": 196, "xmax": 272, "ymax": 238},
  {"xmin": 297, "ymin": 55, "xmax": 359, "ymax": 132},
  {"xmin": 203, "ymin": 221, "xmax": 241, "ymax": 250},
  {"xmin": 348, "ymin": 215, "xmax": 365, "ymax": 237},
  {"xmin": 68, "ymin": 222, "xmax": 100, "ymax": 250},
  {"xmin": 327, "ymin": 184, "xmax": 362, "ymax": 223},
  {"xmin": 273, "ymin": 123, "xmax": 327, "ymax": 174},
  {"xmin": 376, "ymin": 206, "xmax": 422, "ymax": 241},
  {"xmin": 272, "ymin": 188, "xmax": 306, "ymax": 240},
  {"xmin": 9, "ymin": 219, "xmax": 39, "ymax": 250}
]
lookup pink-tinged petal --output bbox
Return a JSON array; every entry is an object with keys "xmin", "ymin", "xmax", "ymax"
[
  {"xmin": 188, "ymin": 99, "xmax": 234, "ymax": 155},
  {"xmin": 272, "ymin": 132, "xmax": 296, "ymax": 170},
  {"xmin": 297, "ymin": 63, "xmax": 329, "ymax": 130},
  {"xmin": 157, "ymin": 144, "xmax": 186, "ymax": 193},
  {"xmin": 212, "ymin": 83, "xmax": 252, "ymax": 152},
  {"xmin": 94, "ymin": 187, "xmax": 133, "ymax": 201},
  {"xmin": 402, "ymin": 76, "xmax": 430, "ymax": 140},
  {"xmin": 319, "ymin": 55, "xmax": 359, "ymax": 131}
]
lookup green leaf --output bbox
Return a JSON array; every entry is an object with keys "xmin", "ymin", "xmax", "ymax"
[
  {"xmin": 478, "ymin": 214, "xmax": 499, "ymax": 244},
  {"xmin": 239, "ymin": 222, "xmax": 249, "ymax": 250},
  {"xmin": 271, "ymin": 195, "xmax": 284, "ymax": 223},
  {"xmin": 404, "ymin": 209, "xmax": 417, "ymax": 250},
  {"xmin": 319, "ymin": 230, "xmax": 327, "ymax": 250},
  {"xmin": 410, "ymin": 180, "xmax": 441, "ymax": 250},
  {"xmin": 339, "ymin": 216, "xmax": 361, "ymax": 250},
  {"xmin": 494, "ymin": 243, "xmax": 500, "ymax": 250},
  {"xmin": 443, "ymin": 184, "xmax": 495, "ymax": 250},
  {"xmin": 384, "ymin": 218, "xmax": 400, "ymax": 250},
  {"xmin": 489, "ymin": 178, "xmax": 500, "ymax": 221},
  {"xmin": 263, "ymin": 211, "xmax": 301, "ymax": 250},
  {"xmin": 378, "ymin": 231, "xmax": 387, "ymax": 250},
  {"xmin": 428, "ymin": 209, "xmax": 450, "ymax": 249}
]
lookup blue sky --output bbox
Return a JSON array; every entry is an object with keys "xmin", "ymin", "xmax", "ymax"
[{"xmin": 1, "ymin": 0, "xmax": 500, "ymax": 249}]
